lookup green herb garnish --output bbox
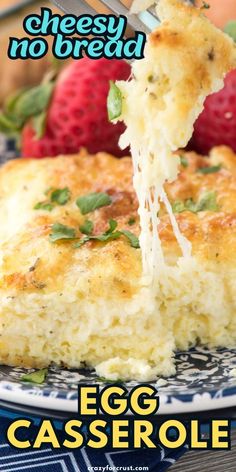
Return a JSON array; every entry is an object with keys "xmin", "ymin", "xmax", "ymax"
[
  {"xmin": 172, "ymin": 200, "xmax": 186, "ymax": 213},
  {"xmin": 128, "ymin": 217, "xmax": 136, "ymax": 226},
  {"xmin": 74, "ymin": 219, "xmax": 120, "ymax": 247},
  {"xmin": 76, "ymin": 192, "xmax": 112, "ymax": 215},
  {"xmin": 172, "ymin": 191, "xmax": 218, "ymax": 213},
  {"xmin": 34, "ymin": 187, "xmax": 71, "ymax": 211},
  {"xmin": 180, "ymin": 155, "xmax": 188, "ymax": 168},
  {"xmin": 120, "ymin": 230, "xmax": 140, "ymax": 248},
  {"xmin": 34, "ymin": 202, "xmax": 54, "ymax": 212},
  {"xmin": 79, "ymin": 220, "xmax": 94, "ymax": 235},
  {"xmin": 185, "ymin": 198, "xmax": 198, "ymax": 213},
  {"xmin": 196, "ymin": 191, "xmax": 218, "ymax": 212},
  {"xmin": 51, "ymin": 187, "xmax": 70, "ymax": 205},
  {"xmin": 74, "ymin": 239, "xmax": 88, "ymax": 248},
  {"xmin": 49, "ymin": 223, "xmax": 76, "ymax": 242},
  {"xmin": 198, "ymin": 165, "xmax": 221, "ymax": 174},
  {"xmin": 21, "ymin": 368, "xmax": 48, "ymax": 384},
  {"xmin": 91, "ymin": 231, "xmax": 121, "ymax": 243},
  {"xmin": 105, "ymin": 219, "xmax": 118, "ymax": 233},
  {"xmin": 74, "ymin": 219, "xmax": 140, "ymax": 249},
  {"xmin": 107, "ymin": 81, "xmax": 122, "ymax": 121}
]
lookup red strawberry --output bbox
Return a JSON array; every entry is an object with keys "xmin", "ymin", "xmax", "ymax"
[
  {"xmin": 191, "ymin": 69, "xmax": 236, "ymax": 154},
  {"xmin": 0, "ymin": 58, "xmax": 130, "ymax": 158}
]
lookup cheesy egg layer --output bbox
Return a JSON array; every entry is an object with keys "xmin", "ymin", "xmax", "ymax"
[{"xmin": 0, "ymin": 147, "xmax": 235, "ymax": 381}]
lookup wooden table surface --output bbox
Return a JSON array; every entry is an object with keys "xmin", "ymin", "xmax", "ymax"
[{"xmin": 170, "ymin": 429, "xmax": 236, "ymax": 472}]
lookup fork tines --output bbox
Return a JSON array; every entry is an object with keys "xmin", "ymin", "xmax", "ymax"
[{"xmin": 93, "ymin": 0, "xmax": 154, "ymax": 34}]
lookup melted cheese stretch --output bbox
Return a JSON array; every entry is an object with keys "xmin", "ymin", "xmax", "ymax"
[
  {"xmin": 121, "ymin": 134, "xmax": 191, "ymax": 277},
  {"xmin": 117, "ymin": 0, "xmax": 236, "ymax": 279}
]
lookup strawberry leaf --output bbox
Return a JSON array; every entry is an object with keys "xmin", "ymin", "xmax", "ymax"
[
  {"xmin": 0, "ymin": 113, "xmax": 19, "ymax": 135},
  {"xmin": 33, "ymin": 111, "xmax": 47, "ymax": 140},
  {"xmin": 0, "ymin": 79, "xmax": 55, "ymax": 141},
  {"xmin": 14, "ymin": 82, "xmax": 54, "ymax": 128},
  {"xmin": 5, "ymin": 87, "xmax": 29, "ymax": 114},
  {"xmin": 224, "ymin": 21, "xmax": 236, "ymax": 43}
]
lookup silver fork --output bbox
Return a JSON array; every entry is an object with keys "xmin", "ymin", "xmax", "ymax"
[{"xmin": 51, "ymin": 0, "xmax": 160, "ymax": 35}]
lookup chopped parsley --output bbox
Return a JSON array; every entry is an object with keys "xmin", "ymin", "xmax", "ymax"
[
  {"xmin": 92, "ymin": 232, "xmax": 121, "ymax": 243},
  {"xmin": 180, "ymin": 155, "xmax": 188, "ymax": 168},
  {"xmin": 128, "ymin": 217, "xmax": 136, "ymax": 226},
  {"xmin": 49, "ymin": 217, "xmax": 140, "ymax": 250},
  {"xmin": 34, "ymin": 187, "xmax": 71, "ymax": 211},
  {"xmin": 107, "ymin": 81, "xmax": 122, "ymax": 121},
  {"xmin": 49, "ymin": 223, "xmax": 76, "ymax": 242},
  {"xmin": 90, "ymin": 231, "xmax": 121, "ymax": 243},
  {"xmin": 74, "ymin": 219, "xmax": 140, "ymax": 249},
  {"xmin": 95, "ymin": 221, "xmax": 121, "ymax": 241},
  {"xmin": 21, "ymin": 368, "xmax": 48, "ymax": 384},
  {"xmin": 120, "ymin": 230, "xmax": 140, "ymax": 248},
  {"xmin": 74, "ymin": 219, "xmax": 120, "ymax": 248},
  {"xmin": 106, "ymin": 219, "xmax": 117, "ymax": 233},
  {"xmin": 76, "ymin": 192, "xmax": 112, "ymax": 215},
  {"xmin": 172, "ymin": 191, "xmax": 218, "ymax": 213},
  {"xmin": 172, "ymin": 200, "xmax": 186, "ymax": 213},
  {"xmin": 198, "ymin": 165, "xmax": 221, "ymax": 174},
  {"xmin": 34, "ymin": 202, "xmax": 54, "ymax": 212},
  {"xmin": 185, "ymin": 198, "xmax": 198, "ymax": 213},
  {"xmin": 196, "ymin": 191, "xmax": 219, "ymax": 212},
  {"xmin": 50, "ymin": 187, "xmax": 70, "ymax": 205},
  {"xmin": 74, "ymin": 239, "xmax": 88, "ymax": 249},
  {"xmin": 79, "ymin": 220, "xmax": 94, "ymax": 235}
]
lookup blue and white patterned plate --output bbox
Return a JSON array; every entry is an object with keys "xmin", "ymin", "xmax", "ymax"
[{"xmin": 1, "ymin": 347, "xmax": 236, "ymax": 414}]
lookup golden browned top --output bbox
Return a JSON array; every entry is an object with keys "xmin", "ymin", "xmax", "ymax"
[
  {"xmin": 162, "ymin": 146, "xmax": 236, "ymax": 263},
  {"xmin": 0, "ymin": 146, "xmax": 235, "ymax": 295},
  {"xmin": 147, "ymin": 0, "xmax": 236, "ymax": 148}
]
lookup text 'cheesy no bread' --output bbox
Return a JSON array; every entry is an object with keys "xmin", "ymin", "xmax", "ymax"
[{"xmin": 0, "ymin": 148, "xmax": 235, "ymax": 381}]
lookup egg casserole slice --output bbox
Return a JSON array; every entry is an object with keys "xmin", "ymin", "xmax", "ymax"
[
  {"xmin": 116, "ymin": 0, "xmax": 236, "ymax": 278},
  {"xmin": 0, "ymin": 147, "xmax": 235, "ymax": 381}
]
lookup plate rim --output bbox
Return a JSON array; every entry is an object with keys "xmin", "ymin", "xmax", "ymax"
[
  {"xmin": 0, "ymin": 381, "xmax": 236, "ymax": 415},
  {"xmin": 1, "ymin": 382, "xmax": 236, "ymax": 414}
]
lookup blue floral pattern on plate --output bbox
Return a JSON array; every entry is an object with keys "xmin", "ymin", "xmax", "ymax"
[{"xmin": 1, "ymin": 347, "xmax": 236, "ymax": 412}]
